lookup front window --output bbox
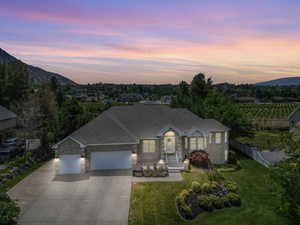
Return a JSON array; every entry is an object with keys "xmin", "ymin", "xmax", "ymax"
[
  {"xmin": 185, "ymin": 137, "xmax": 188, "ymax": 149},
  {"xmin": 143, "ymin": 140, "xmax": 156, "ymax": 153},
  {"xmin": 190, "ymin": 138, "xmax": 197, "ymax": 150},
  {"xmin": 215, "ymin": 132, "xmax": 222, "ymax": 144},
  {"xmin": 197, "ymin": 137, "xmax": 204, "ymax": 149},
  {"xmin": 165, "ymin": 131, "xmax": 175, "ymax": 137},
  {"xmin": 208, "ymin": 135, "xmax": 212, "ymax": 144}
]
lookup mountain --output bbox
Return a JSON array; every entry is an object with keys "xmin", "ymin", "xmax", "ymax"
[
  {"xmin": 0, "ymin": 48, "xmax": 77, "ymax": 86},
  {"xmin": 255, "ymin": 77, "xmax": 300, "ymax": 86}
]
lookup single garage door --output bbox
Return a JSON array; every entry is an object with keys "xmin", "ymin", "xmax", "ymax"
[
  {"xmin": 91, "ymin": 151, "xmax": 132, "ymax": 170},
  {"xmin": 59, "ymin": 154, "xmax": 81, "ymax": 174}
]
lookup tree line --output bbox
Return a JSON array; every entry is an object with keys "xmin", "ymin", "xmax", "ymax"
[
  {"xmin": 0, "ymin": 62, "xmax": 104, "ymax": 146},
  {"xmin": 171, "ymin": 73, "xmax": 253, "ymax": 138}
]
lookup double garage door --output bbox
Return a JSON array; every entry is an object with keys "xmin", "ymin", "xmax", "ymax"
[
  {"xmin": 90, "ymin": 151, "xmax": 132, "ymax": 170},
  {"xmin": 59, "ymin": 151, "xmax": 132, "ymax": 174}
]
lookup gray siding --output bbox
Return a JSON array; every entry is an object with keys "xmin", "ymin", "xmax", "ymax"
[{"xmin": 207, "ymin": 132, "xmax": 228, "ymax": 164}]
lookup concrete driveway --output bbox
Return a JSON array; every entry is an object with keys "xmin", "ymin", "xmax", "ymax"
[{"xmin": 8, "ymin": 159, "xmax": 132, "ymax": 225}]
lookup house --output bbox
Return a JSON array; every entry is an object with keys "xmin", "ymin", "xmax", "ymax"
[
  {"xmin": 54, "ymin": 104, "xmax": 230, "ymax": 174},
  {"xmin": 0, "ymin": 105, "xmax": 17, "ymax": 162},
  {"xmin": 118, "ymin": 93, "xmax": 143, "ymax": 102},
  {"xmin": 0, "ymin": 105, "xmax": 17, "ymax": 138},
  {"xmin": 288, "ymin": 105, "xmax": 300, "ymax": 129}
]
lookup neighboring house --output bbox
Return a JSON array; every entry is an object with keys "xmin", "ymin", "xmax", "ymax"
[
  {"xmin": 54, "ymin": 104, "xmax": 229, "ymax": 174},
  {"xmin": 118, "ymin": 93, "xmax": 143, "ymax": 102},
  {"xmin": 0, "ymin": 105, "xmax": 17, "ymax": 135},
  {"xmin": 288, "ymin": 105, "xmax": 300, "ymax": 129},
  {"xmin": 0, "ymin": 105, "xmax": 17, "ymax": 163}
]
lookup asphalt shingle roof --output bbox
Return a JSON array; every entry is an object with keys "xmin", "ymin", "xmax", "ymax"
[
  {"xmin": 70, "ymin": 104, "xmax": 229, "ymax": 145},
  {"xmin": 0, "ymin": 105, "xmax": 17, "ymax": 121}
]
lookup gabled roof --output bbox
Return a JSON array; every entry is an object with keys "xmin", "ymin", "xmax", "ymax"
[
  {"xmin": 65, "ymin": 104, "xmax": 229, "ymax": 145},
  {"xmin": 0, "ymin": 105, "xmax": 17, "ymax": 121}
]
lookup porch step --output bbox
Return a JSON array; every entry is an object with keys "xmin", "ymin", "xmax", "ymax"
[
  {"xmin": 166, "ymin": 154, "xmax": 184, "ymax": 173},
  {"xmin": 168, "ymin": 166, "xmax": 184, "ymax": 173}
]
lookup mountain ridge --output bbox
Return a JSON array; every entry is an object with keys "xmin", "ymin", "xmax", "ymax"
[
  {"xmin": 255, "ymin": 77, "xmax": 300, "ymax": 86},
  {"xmin": 0, "ymin": 48, "xmax": 77, "ymax": 86}
]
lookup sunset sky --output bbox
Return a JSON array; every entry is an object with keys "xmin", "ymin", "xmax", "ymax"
[{"xmin": 1, "ymin": 0, "xmax": 300, "ymax": 84}]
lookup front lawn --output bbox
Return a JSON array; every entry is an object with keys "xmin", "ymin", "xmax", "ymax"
[
  {"xmin": 236, "ymin": 130, "xmax": 288, "ymax": 150},
  {"xmin": 128, "ymin": 156, "xmax": 293, "ymax": 225}
]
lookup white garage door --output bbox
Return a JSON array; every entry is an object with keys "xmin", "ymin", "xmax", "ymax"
[
  {"xmin": 59, "ymin": 154, "xmax": 81, "ymax": 174},
  {"xmin": 91, "ymin": 151, "xmax": 132, "ymax": 170}
]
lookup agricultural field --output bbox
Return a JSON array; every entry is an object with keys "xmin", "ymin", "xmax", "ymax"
[
  {"xmin": 239, "ymin": 103, "xmax": 298, "ymax": 119},
  {"xmin": 238, "ymin": 103, "xmax": 299, "ymax": 129}
]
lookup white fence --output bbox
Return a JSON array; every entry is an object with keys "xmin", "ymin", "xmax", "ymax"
[
  {"xmin": 230, "ymin": 140, "xmax": 272, "ymax": 167},
  {"xmin": 26, "ymin": 139, "xmax": 41, "ymax": 151}
]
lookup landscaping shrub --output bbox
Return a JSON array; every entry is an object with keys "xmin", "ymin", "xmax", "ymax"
[
  {"xmin": 212, "ymin": 195, "xmax": 225, "ymax": 209},
  {"xmin": 207, "ymin": 169, "xmax": 224, "ymax": 182},
  {"xmin": 198, "ymin": 195, "xmax": 214, "ymax": 211},
  {"xmin": 177, "ymin": 189, "xmax": 192, "ymax": 218},
  {"xmin": 222, "ymin": 195, "xmax": 231, "ymax": 207},
  {"xmin": 190, "ymin": 150, "xmax": 211, "ymax": 169},
  {"xmin": 0, "ymin": 193, "xmax": 20, "ymax": 225},
  {"xmin": 210, "ymin": 181, "xmax": 220, "ymax": 190},
  {"xmin": 225, "ymin": 181, "xmax": 238, "ymax": 193},
  {"xmin": 228, "ymin": 150, "xmax": 237, "ymax": 164},
  {"xmin": 201, "ymin": 182, "xmax": 211, "ymax": 194},
  {"xmin": 227, "ymin": 192, "xmax": 242, "ymax": 206},
  {"xmin": 0, "ymin": 193, "xmax": 11, "ymax": 202},
  {"xmin": 143, "ymin": 165, "xmax": 153, "ymax": 177},
  {"xmin": 191, "ymin": 181, "xmax": 201, "ymax": 193}
]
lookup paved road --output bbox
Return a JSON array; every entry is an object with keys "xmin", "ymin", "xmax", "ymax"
[{"xmin": 8, "ymin": 160, "xmax": 132, "ymax": 225}]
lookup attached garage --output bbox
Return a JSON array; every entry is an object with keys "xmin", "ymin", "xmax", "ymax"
[
  {"xmin": 90, "ymin": 151, "xmax": 132, "ymax": 170},
  {"xmin": 59, "ymin": 154, "xmax": 81, "ymax": 174}
]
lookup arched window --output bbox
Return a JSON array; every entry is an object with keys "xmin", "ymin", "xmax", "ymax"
[{"xmin": 164, "ymin": 131, "xmax": 175, "ymax": 137}]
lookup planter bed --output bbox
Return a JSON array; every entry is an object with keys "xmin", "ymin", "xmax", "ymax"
[
  {"xmin": 176, "ymin": 170, "xmax": 242, "ymax": 220},
  {"xmin": 133, "ymin": 164, "xmax": 169, "ymax": 177}
]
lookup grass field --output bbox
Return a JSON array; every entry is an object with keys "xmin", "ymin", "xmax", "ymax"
[
  {"xmin": 236, "ymin": 130, "xmax": 288, "ymax": 150},
  {"xmin": 129, "ymin": 156, "xmax": 293, "ymax": 225}
]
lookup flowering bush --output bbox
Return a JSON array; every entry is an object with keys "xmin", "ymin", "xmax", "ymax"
[{"xmin": 190, "ymin": 150, "xmax": 211, "ymax": 169}]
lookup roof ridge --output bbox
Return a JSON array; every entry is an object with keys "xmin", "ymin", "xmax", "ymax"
[{"xmin": 106, "ymin": 111, "xmax": 138, "ymax": 141}]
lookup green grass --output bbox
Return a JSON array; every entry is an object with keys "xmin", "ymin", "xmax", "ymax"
[
  {"xmin": 0, "ymin": 160, "xmax": 48, "ymax": 192},
  {"xmin": 237, "ymin": 130, "xmax": 288, "ymax": 150},
  {"xmin": 128, "ymin": 157, "xmax": 293, "ymax": 225}
]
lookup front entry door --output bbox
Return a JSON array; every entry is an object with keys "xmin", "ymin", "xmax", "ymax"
[{"xmin": 164, "ymin": 137, "xmax": 176, "ymax": 154}]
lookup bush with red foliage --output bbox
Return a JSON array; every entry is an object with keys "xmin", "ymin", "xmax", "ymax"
[{"xmin": 190, "ymin": 150, "xmax": 211, "ymax": 169}]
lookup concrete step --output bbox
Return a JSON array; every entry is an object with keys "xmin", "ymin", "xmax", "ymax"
[{"xmin": 168, "ymin": 166, "xmax": 184, "ymax": 173}]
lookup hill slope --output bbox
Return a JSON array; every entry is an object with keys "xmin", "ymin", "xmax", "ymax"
[
  {"xmin": 256, "ymin": 77, "xmax": 300, "ymax": 86},
  {"xmin": 0, "ymin": 48, "xmax": 77, "ymax": 85}
]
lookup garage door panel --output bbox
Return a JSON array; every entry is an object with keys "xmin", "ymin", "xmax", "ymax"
[
  {"xmin": 59, "ymin": 154, "xmax": 81, "ymax": 174},
  {"xmin": 91, "ymin": 151, "xmax": 132, "ymax": 170}
]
